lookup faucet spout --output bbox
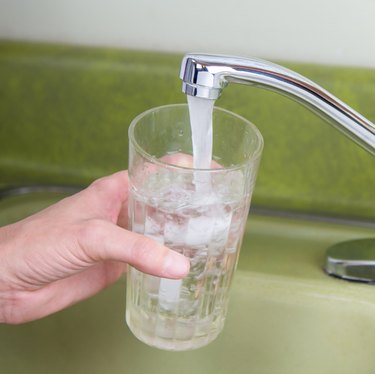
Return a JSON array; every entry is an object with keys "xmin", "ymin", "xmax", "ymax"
[{"xmin": 180, "ymin": 53, "xmax": 375, "ymax": 155}]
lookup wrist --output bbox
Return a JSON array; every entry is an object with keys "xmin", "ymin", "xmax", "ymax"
[{"xmin": 0, "ymin": 224, "xmax": 18, "ymax": 324}]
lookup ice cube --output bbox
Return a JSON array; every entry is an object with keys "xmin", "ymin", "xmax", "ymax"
[
  {"xmin": 158, "ymin": 278, "xmax": 182, "ymax": 310},
  {"xmin": 144, "ymin": 207, "xmax": 165, "ymax": 244},
  {"xmin": 183, "ymin": 205, "xmax": 232, "ymax": 251},
  {"xmin": 210, "ymin": 207, "xmax": 232, "ymax": 253},
  {"xmin": 164, "ymin": 214, "xmax": 187, "ymax": 245},
  {"xmin": 185, "ymin": 215, "xmax": 215, "ymax": 246}
]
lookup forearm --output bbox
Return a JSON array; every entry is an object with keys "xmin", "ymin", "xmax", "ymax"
[{"xmin": 0, "ymin": 223, "xmax": 20, "ymax": 324}]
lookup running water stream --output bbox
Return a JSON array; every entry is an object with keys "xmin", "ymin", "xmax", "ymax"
[
  {"xmin": 157, "ymin": 96, "xmax": 215, "ymax": 317},
  {"xmin": 188, "ymin": 95, "xmax": 215, "ymax": 170},
  {"xmin": 187, "ymin": 95, "xmax": 215, "ymax": 193}
]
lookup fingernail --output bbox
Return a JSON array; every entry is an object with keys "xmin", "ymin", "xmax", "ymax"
[{"xmin": 163, "ymin": 252, "xmax": 190, "ymax": 278}]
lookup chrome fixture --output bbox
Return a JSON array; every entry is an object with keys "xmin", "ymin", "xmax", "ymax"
[
  {"xmin": 180, "ymin": 54, "xmax": 375, "ymax": 155},
  {"xmin": 325, "ymin": 239, "xmax": 375, "ymax": 283},
  {"xmin": 180, "ymin": 53, "xmax": 375, "ymax": 282}
]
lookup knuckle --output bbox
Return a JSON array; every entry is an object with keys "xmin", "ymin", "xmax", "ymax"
[
  {"xmin": 88, "ymin": 178, "xmax": 108, "ymax": 198},
  {"xmin": 89, "ymin": 173, "xmax": 123, "ymax": 196}
]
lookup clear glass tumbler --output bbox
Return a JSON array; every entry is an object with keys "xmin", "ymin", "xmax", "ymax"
[{"xmin": 126, "ymin": 104, "xmax": 263, "ymax": 351}]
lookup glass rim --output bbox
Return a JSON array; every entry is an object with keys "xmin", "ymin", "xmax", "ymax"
[{"xmin": 128, "ymin": 103, "xmax": 264, "ymax": 173}]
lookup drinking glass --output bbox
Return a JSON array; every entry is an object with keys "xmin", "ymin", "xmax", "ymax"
[{"xmin": 126, "ymin": 104, "xmax": 263, "ymax": 351}]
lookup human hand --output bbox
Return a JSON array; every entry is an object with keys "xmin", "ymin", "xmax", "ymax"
[{"xmin": 0, "ymin": 171, "xmax": 190, "ymax": 324}]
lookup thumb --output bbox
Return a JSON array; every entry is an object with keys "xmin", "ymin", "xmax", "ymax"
[{"xmin": 77, "ymin": 219, "xmax": 190, "ymax": 279}]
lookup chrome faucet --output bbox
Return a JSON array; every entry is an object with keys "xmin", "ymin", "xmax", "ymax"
[
  {"xmin": 180, "ymin": 53, "xmax": 375, "ymax": 156},
  {"xmin": 180, "ymin": 53, "xmax": 375, "ymax": 283}
]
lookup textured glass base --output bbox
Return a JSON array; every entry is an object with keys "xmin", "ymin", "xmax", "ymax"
[{"xmin": 126, "ymin": 309, "xmax": 222, "ymax": 351}]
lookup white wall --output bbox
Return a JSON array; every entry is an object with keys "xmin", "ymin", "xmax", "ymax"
[{"xmin": 0, "ymin": 0, "xmax": 374, "ymax": 68}]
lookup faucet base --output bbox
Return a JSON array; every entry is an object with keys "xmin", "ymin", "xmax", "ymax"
[{"xmin": 325, "ymin": 239, "xmax": 375, "ymax": 283}]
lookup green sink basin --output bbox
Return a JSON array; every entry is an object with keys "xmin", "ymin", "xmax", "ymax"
[{"xmin": 0, "ymin": 192, "xmax": 374, "ymax": 374}]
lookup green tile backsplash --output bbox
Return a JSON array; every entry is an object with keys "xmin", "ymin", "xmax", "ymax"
[{"xmin": 1, "ymin": 41, "xmax": 375, "ymax": 220}]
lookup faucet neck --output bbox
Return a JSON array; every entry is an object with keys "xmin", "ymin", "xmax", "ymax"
[{"xmin": 180, "ymin": 53, "xmax": 375, "ymax": 155}]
